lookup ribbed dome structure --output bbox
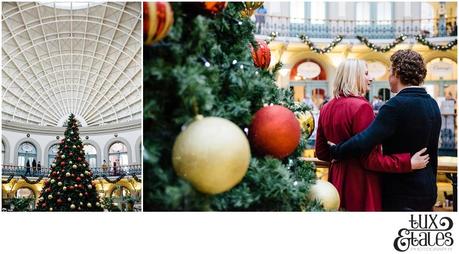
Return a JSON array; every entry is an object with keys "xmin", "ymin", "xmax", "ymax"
[{"xmin": 2, "ymin": 2, "xmax": 142, "ymax": 126}]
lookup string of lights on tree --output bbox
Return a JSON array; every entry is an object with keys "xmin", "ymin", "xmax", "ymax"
[
  {"xmin": 356, "ymin": 34, "xmax": 407, "ymax": 52},
  {"xmin": 299, "ymin": 34, "xmax": 344, "ymax": 54},
  {"xmin": 415, "ymin": 35, "xmax": 457, "ymax": 51}
]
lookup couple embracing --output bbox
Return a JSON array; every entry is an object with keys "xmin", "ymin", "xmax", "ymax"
[{"xmin": 315, "ymin": 49, "xmax": 441, "ymax": 211}]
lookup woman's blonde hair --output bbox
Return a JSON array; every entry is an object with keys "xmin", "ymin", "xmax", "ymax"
[{"xmin": 333, "ymin": 59, "xmax": 368, "ymax": 98}]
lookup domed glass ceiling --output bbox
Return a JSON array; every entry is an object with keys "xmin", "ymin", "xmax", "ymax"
[{"xmin": 2, "ymin": 2, "xmax": 142, "ymax": 126}]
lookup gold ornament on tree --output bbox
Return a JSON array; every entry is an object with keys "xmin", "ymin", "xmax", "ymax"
[
  {"xmin": 172, "ymin": 116, "xmax": 251, "ymax": 194},
  {"xmin": 241, "ymin": 2, "xmax": 264, "ymax": 17},
  {"xmin": 308, "ymin": 180, "xmax": 340, "ymax": 211},
  {"xmin": 296, "ymin": 111, "xmax": 315, "ymax": 139}
]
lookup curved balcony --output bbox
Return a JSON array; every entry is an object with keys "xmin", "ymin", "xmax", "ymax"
[
  {"xmin": 254, "ymin": 15, "xmax": 457, "ymax": 39},
  {"xmin": 1, "ymin": 164, "xmax": 142, "ymax": 179}
]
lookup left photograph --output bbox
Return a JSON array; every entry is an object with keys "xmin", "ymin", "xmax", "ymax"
[{"xmin": 1, "ymin": 2, "xmax": 142, "ymax": 212}]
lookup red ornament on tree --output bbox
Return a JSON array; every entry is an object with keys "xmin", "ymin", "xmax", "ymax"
[
  {"xmin": 76, "ymin": 177, "xmax": 81, "ymax": 182},
  {"xmin": 202, "ymin": 2, "xmax": 227, "ymax": 14},
  {"xmin": 61, "ymin": 161, "xmax": 65, "ymax": 166},
  {"xmin": 69, "ymin": 152, "xmax": 73, "ymax": 156},
  {"xmin": 249, "ymin": 105, "xmax": 301, "ymax": 159},
  {"xmin": 144, "ymin": 2, "xmax": 174, "ymax": 46},
  {"xmin": 250, "ymin": 40, "xmax": 271, "ymax": 69}
]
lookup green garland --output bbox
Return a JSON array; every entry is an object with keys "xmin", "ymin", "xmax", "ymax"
[
  {"xmin": 265, "ymin": 32, "xmax": 277, "ymax": 44},
  {"xmin": 20, "ymin": 175, "xmax": 44, "ymax": 184},
  {"xmin": 2, "ymin": 175, "xmax": 14, "ymax": 184},
  {"xmin": 266, "ymin": 33, "xmax": 456, "ymax": 53},
  {"xmin": 356, "ymin": 34, "xmax": 407, "ymax": 53},
  {"xmin": 299, "ymin": 34, "xmax": 344, "ymax": 54},
  {"xmin": 131, "ymin": 174, "xmax": 142, "ymax": 183},
  {"xmin": 415, "ymin": 35, "xmax": 457, "ymax": 51}
]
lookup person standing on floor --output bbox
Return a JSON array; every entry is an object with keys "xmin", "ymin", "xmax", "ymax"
[{"xmin": 329, "ymin": 50, "xmax": 441, "ymax": 211}]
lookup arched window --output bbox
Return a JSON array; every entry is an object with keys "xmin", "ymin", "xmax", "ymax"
[
  {"xmin": 356, "ymin": 2, "xmax": 370, "ymax": 25},
  {"xmin": 16, "ymin": 187, "xmax": 34, "ymax": 198},
  {"xmin": 109, "ymin": 142, "xmax": 128, "ymax": 167},
  {"xmin": 83, "ymin": 144, "xmax": 97, "ymax": 168},
  {"xmin": 48, "ymin": 144, "xmax": 59, "ymax": 167},
  {"xmin": 17, "ymin": 142, "xmax": 37, "ymax": 167},
  {"xmin": 2, "ymin": 140, "xmax": 5, "ymax": 164}
]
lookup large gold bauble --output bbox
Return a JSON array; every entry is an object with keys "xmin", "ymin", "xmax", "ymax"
[
  {"xmin": 309, "ymin": 180, "xmax": 340, "ymax": 211},
  {"xmin": 172, "ymin": 117, "xmax": 251, "ymax": 194},
  {"xmin": 296, "ymin": 111, "xmax": 315, "ymax": 139},
  {"xmin": 241, "ymin": 2, "xmax": 264, "ymax": 17}
]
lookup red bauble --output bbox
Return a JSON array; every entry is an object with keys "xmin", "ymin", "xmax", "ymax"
[
  {"xmin": 69, "ymin": 186, "xmax": 75, "ymax": 191},
  {"xmin": 144, "ymin": 2, "xmax": 174, "ymax": 46},
  {"xmin": 250, "ymin": 40, "xmax": 271, "ymax": 69},
  {"xmin": 249, "ymin": 105, "xmax": 301, "ymax": 159},
  {"xmin": 77, "ymin": 157, "xmax": 82, "ymax": 161},
  {"xmin": 79, "ymin": 184, "xmax": 83, "ymax": 189},
  {"xmin": 65, "ymin": 145, "xmax": 68, "ymax": 148},
  {"xmin": 69, "ymin": 152, "xmax": 73, "ymax": 156},
  {"xmin": 202, "ymin": 2, "xmax": 227, "ymax": 14},
  {"xmin": 41, "ymin": 203, "xmax": 46, "ymax": 208},
  {"xmin": 76, "ymin": 177, "xmax": 81, "ymax": 182},
  {"xmin": 57, "ymin": 199, "xmax": 63, "ymax": 204},
  {"xmin": 61, "ymin": 162, "xmax": 65, "ymax": 166}
]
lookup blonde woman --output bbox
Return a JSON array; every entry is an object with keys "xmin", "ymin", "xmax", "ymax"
[{"xmin": 315, "ymin": 59, "xmax": 428, "ymax": 211}]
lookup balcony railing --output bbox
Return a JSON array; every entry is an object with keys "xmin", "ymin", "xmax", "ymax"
[
  {"xmin": 254, "ymin": 15, "xmax": 457, "ymax": 39},
  {"xmin": 1, "ymin": 164, "xmax": 142, "ymax": 178}
]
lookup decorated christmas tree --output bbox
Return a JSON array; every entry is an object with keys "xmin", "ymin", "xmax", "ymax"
[
  {"xmin": 143, "ymin": 2, "xmax": 336, "ymax": 211},
  {"xmin": 36, "ymin": 114, "xmax": 102, "ymax": 211}
]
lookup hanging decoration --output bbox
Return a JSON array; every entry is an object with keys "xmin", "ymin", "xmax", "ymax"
[
  {"xmin": 250, "ymin": 40, "xmax": 271, "ymax": 69},
  {"xmin": 202, "ymin": 2, "xmax": 228, "ymax": 15},
  {"xmin": 299, "ymin": 34, "xmax": 344, "ymax": 54},
  {"xmin": 240, "ymin": 2, "xmax": 264, "ymax": 17},
  {"xmin": 172, "ymin": 116, "xmax": 251, "ymax": 195},
  {"xmin": 415, "ymin": 35, "xmax": 457, "ymax": 51},
  {"xmin": 2, "ymin": 175, "xmax": 14, "ymax": 184},
  {"xmin": 356, "ymin": 34, "xmax": 407, "ymax": 53},
  {"xmin": 265, "ymin": 31, "xmax": 277, "ymax": 44},
  {"xmin": 20, "ymin": 175, "xmax": 44, "ymax": 184},
  {"xmin": 144, "ymin": 2, "xmax": 174, "ymax": 46}
]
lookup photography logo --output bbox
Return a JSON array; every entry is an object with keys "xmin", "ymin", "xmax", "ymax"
[{"xmin": 393, "ymin": 214, "xmax": 454, "ymax": 252}]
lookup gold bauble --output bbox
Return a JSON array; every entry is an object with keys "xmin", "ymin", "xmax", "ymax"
[
  {"xmin": 172, "ymin": 117, "xmax": 251, "ymax": 194},
  {"xmin": 241, "ymin": 2, "xmax": 264, "ymax": 17},
  {"xmin": 309, "ymin": 180, "xmax": 340, "ymax": 211},
  {"xmin": 296, "ymin": 111, "xmax": 315, "ymax": 139}
]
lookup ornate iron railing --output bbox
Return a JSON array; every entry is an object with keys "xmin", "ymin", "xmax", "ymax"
[
  {"xmin": 1, "ymin": 164, "xmax": 142, "ymax": 178},
  {"xmin": 254, "ymin": 14, "xmax": 457, "ymax": 39}
]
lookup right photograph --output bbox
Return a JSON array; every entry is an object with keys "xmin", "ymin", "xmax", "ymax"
[{"xmin": 143, "ymin": 2, "xmax": 457, "ymax": 211}]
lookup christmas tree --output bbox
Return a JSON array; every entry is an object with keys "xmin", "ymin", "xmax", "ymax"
[
  {"xmin": 143, "ymin": 2, "xmax": 325, "ymax": 211},
  {"xmin": 36, "ymin": 114, "xmax": 102, "ymax": 211}
]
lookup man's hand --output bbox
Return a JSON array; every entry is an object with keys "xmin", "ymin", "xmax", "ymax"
[{"xmin": 410, "ymin": 148, "xmax": 429, "ymax": 170}]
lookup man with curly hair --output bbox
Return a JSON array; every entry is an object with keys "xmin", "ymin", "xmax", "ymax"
[{"xmin": 329, "ymin": 49, "xmax": 441, "ymax": 211}]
